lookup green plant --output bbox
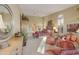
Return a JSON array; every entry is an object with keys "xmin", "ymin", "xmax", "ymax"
[
  {"xmin": 21, "ymin": 31, "xmax": 28, "ymax": 46},
  {"xmin": 21, "ymin": 31, "xmax": 27, "ymax": 39}
]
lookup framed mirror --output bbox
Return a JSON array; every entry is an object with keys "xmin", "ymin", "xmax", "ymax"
[{"xmin": 0, "ymin": 4, "xmax": 13, "ymax": 43}]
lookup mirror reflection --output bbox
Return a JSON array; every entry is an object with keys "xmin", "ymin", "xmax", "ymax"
[{"xmin": 0, "ymin": 5, "xmax": 12, "ymax": 39}]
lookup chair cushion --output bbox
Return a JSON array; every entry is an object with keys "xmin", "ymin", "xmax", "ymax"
[
  {"xmin": 46, "ymin": 49, "xmax": 62, "ymax": 55},
  {"xmin": 57, "ymin": 40, "xmax": 75, "ymax": 49},
  {"xmin": 46, "ymin": 37, "xmax": 55, "ymax": 45}
]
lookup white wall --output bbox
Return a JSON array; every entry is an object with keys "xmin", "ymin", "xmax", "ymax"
[{"xmin": 8, "ymin": 4, "xmax": 20, "ymax": 34}]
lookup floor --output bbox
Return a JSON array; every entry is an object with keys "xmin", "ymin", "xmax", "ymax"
[{"xmin": 23, "ymin": 36, "xmax": 43, "ymax": 55}]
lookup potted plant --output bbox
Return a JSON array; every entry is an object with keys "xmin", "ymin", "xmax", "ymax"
[{"xmin": 21, "ymin": 31, "xmax": 28, "ymax": 46}]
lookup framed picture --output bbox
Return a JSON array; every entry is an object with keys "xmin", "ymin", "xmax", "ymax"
[{"xmin": 67, "ymin": 23, "xmax": 79, "ymax": 32}]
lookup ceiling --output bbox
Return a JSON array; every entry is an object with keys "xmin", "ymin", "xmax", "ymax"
[{"xmin": 18, "ymin": 4, "xmax": 76, "ymax": 17}]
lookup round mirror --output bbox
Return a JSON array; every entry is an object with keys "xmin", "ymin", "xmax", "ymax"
[{"xmin": 0, "ymin": 4, "xmax": 13, "ymax": 42}]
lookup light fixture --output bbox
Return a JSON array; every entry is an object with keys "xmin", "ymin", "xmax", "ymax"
[
  {"xmin": 76, "ymin": 29, "xmax": 79, "ymax": 33},
  {"xmin": 53, "ymin": 27, "xmax": 58, "ymax": 32}
]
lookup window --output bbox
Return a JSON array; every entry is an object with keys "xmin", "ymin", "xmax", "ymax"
[
  {"xmin": 57, "ymin": 14, "xmax": 64, "ymax": 33},
  {"xmin": 57, "ymin": 14, "xmax": 64, "ymax": 26}
]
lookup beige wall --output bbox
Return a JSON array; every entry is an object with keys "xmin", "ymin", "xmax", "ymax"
[
  {"xmin": 12, "ymin": 4, "xmax": 79, "ymax": 33},
  {"xmin": 22, "ymin": 16, "xmax": 43, "ymax": 33},
  {"xmin": 21, "ymin": 5, "xmax": 79, "ymax": 33},
  {"xmin": 28, "ymin": 16, "xmax": 43, "ymax": 30},
  {"xmin": 43, "ymin": 5, "xmax": 79, "ymax": 28}
]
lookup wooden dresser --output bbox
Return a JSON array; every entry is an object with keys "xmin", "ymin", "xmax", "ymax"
[{"xmin": 0, "ymin": 36, "xmax": 23, "ymax": 55}]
